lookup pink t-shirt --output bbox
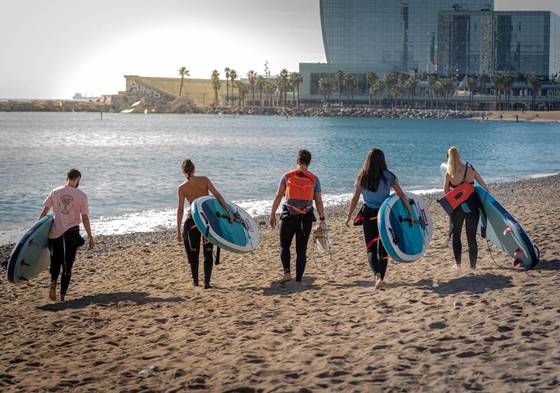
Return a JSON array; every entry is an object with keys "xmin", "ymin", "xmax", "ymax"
[{"xmin": 44, "ymin": 186, "xmax": 89, "ymax": 239}]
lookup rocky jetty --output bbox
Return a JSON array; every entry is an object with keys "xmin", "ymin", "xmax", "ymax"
[
  {"xmin": 203, "ymin": 106, "xmax": 484, "ymax": 120},
  {"xmin": 0, "ymin": 99, "xmax": 109, "ymax": 112}
]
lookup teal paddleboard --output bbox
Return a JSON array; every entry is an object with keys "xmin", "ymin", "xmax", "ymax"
[
  {"xmin": 7, "ymin": 216, "xmax": 53, "ymax": 284},
  {"xmin": 378, "ymin": 193, "xmax": 433, "ymax": 263},
  {"xmin": 191, "ymin": 196, "xmax": 260, "ymax": 254}
]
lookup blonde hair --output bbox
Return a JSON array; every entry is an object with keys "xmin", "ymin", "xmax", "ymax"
[{"xmin": 447, "ymin": 146, "xmax": 461, "ymax": 177}]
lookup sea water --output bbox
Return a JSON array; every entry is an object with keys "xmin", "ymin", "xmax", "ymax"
[{"xmin": 1, "ymin": 112, "xmax": 559, "ymax": 244}]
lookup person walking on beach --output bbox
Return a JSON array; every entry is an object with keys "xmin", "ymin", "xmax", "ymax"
[
  {"xmin": 269, "ymin": 150, "xmax": 326, "ymax": 284},
  {"xmin": 39, "ymin": 169, "xmax": 94, "ymax": 302},
  {"xmin": 345, "ymin": 149, "xmax": 412, "ymax": 290},
  {"xmin": 176, "ymin": 159, "xmax": 233, "ymax": 289},
  {"xmin": 443, "ymin": 146, "xmax": 489, "ymax": 269}
]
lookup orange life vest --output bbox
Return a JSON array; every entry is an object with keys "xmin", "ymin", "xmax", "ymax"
[{"xmin": 284, "ymin": 170, "xmax": 317, "ymax": 215}]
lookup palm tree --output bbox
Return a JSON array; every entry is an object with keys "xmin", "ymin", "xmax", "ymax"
[
  {"xmin": 178, "ymin": 67, "xmax": 189, "ymax": 97},
  {"xmin": 478, "ymin": 74, "xmax": 490, "ymax": 95},
  {"xmin": 256, "ymin": 75, "xmax": 266, "ymax": 107},
  {"xmin": 344, "ymin": 73, "xmax": 356, "ymax": 104},
  {"xmin": 384, "ymin": 72, "xmax": 399, "ymax": 108},
  {"xmin": 229, "ymin": 69, "xmax": 238, "ymax": 106},
  {"xmin": 211, "ymin": 70, "xmax": 221, "ymax": 106},
  {"xmin": 290, "ymin": 72, "xmax": 303, "ymax": 108},
  {"xmin": 466, "ymin": 76, "xmax": 477, "ymax": 109},
  {"xmin": 404, "ymin": 77, "xmax": 417, "ymax": 107},
  {"xmin": 224, "ymin": 67, "xmax": 231, "ymax": 106},
  {"xmin": 318, "ymin": 76, "xmax": 332, "ymax": 103},
  {"xmin": 502, "ymin": 73, "xmax": 514, "ymax": 111},
  {"xmin": 492, "ymin": 72, "xmax": 505, "ymax": 110},
  {"xmin": 335, "ymin": 70, "xmax": 345, "ymax": 105},
  {"xmin": 247, "ymin": 70, "xmax": 257, "ymax": 106},
  {"xmin": 527, "ymin": 73, "xmax": 541, "ymax": 111},
  {"xmin": 266, "ymin": 80, "xmax": 277, "ymax": 107},
  {"xmin": 367, "ymin": 71, "xmax": 379, "ymax": 106},
  {"xmin": 399, "ymin": 73, "xmax": 411, "ymax": 107},
  {"xmin": 277, "ymin": 69, "xmax": 290, "ymax": 107},
  {"xmin": 373, "ymin": 80, "xmax": 385, "ymax": 108},
  {"xmin": 236, "ymin": 81, "xmax": 248, "ymax": 108},
  {"xmin": 440, "ymin": 78, "xmax": 456, "ymax": 108}
]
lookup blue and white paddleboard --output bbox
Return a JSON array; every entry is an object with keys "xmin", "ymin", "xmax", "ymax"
[
  {"xmin": 378, "ymin": 193, "xmax": 433, "ymax": 263},
  {"xmin": 7, "ymin": 216, "xmax": 53, "ymax": 284},
  {"xmin": 475, "ymin": 186, "xmax": 539, "ymax": 270},
  {"xmin": 191, "ymin": 196, "xmax": 260, "ymax": 254}
]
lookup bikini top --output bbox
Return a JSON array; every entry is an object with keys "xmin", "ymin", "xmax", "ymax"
[{"xmin": 449, "ymin": 163, "xmax": 474, "ymax": 189}]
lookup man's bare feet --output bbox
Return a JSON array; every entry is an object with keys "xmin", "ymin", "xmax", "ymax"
[
  {"xmin": 49, "ymin": 283, "xmax": 57, "ymax": 301},
  {"xmin": 280, "ymin": 273, "xmax": 292, "ymax": 284}
]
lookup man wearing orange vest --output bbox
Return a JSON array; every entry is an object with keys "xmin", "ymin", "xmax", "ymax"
[{"xmin": 269, "ymin": 150, "xmax": 326, "ymax": 283}]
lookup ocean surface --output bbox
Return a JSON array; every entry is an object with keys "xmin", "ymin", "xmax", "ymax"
[{"xmin": 1, "ymin": 112, "xmax": 559, "ymax": 245}]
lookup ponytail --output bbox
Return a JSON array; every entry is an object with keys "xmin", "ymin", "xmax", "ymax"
[{"xmin": 182, "ymin": 159, "xmax": 195, "ymax": 178}]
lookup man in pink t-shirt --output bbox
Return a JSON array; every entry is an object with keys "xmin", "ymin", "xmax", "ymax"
[{"xmin": 39, "ymin": 168, "xmax": 94, "ymax": 302}]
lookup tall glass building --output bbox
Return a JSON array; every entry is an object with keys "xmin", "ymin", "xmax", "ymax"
[
  {"xmin": 320, "ymin": 0, "xmax": 494, "ymax": 73},
  {"xmin": 438, "ymin": 11, "xmax": 560, "ymax": 77}
]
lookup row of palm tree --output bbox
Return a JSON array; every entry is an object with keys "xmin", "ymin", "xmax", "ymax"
[{"xmin": 318, "ymin": 69, "xmax": 546, "ymax": 110}]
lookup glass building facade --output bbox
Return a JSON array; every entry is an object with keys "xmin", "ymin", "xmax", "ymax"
[
  {"xmin": 320, "ymin": 0, "xmax": 494, "ymax": 73},
  {"xmin": 438, "ymin": 11, "xmax": 560, "ymax": 77}
]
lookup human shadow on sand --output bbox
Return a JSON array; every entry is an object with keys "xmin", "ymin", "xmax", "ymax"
[
  {"xmin": 431, "ymin": 274, "xmax": 513, "ymax": 295},
  {"xmin": 253, "ymin": 276, "xmax": 321, "ymax": 296},
  {"xmin": 37, "ymin": 291, "xmax": 185, "ymax": 312}
]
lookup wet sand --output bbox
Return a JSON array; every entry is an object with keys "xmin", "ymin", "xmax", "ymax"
[{"xmin": 1, "ymin": 175, "xmax": 559, "ymax": 392}]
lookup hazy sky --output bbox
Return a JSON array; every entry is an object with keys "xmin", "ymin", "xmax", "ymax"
[{"xmin": 1, "ymin": 0, "xmax": 559, "ymax": 99}]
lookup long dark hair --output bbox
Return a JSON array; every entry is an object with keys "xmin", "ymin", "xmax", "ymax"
[
  {"xmin": 358, "ymin": 148, "xmax": 389, "ymax": 191},
  {"xmin": 182, "ymin": 159, "xmax": 195, "ymax": 178}
]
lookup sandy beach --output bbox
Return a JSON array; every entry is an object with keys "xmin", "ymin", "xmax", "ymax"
[
  {"xmin": 472, "ymin": 111, "xmax": 560, "ymax": 123},
  {"xmin": 1, "ymin": 175, "xmax": 559, "ymax": 392}
]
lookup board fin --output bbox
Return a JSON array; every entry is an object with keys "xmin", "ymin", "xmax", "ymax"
[
  {"xmin": 20, "ymin": 260, "xmax": 30, "ymax": 267},
  {"xmin": 19, "ymin": 275, "xmax": 29, "ymax": 281},
  {"xmin": 514, "ymin": 247, "xmax": 522, "ymax": 256},
  {"xmin": 503, "ymin": 227, "xmax": 513, "ymax": 236}
]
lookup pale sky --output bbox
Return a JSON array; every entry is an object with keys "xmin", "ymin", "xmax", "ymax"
[{"xmin": 1, "ymin": 0, "xmax": 559, "ymax": 99}]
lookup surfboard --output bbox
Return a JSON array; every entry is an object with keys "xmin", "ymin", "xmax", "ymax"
[
  {"xmin": 439, "ymin": 162, "xmax": 539, "ymax": 269},
  {"xmin": 7, "ymin": 216, "xmax": 53, "ymax": 284},
  {"xmin": 191, "ymin": 196, "xmax": 260, "ymax": 254},
  {"xmin": 476, "ymin": 186, "xmax": 539, "ymax": 270},
  {"xmin": 377, "ymin": 193, "xmax": 433, "ymax": 263}
]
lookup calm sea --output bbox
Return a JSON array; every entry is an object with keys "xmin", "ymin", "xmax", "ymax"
[{"xmin": 1, "ymin": 112, "xmax": 559, "ymax": 244}]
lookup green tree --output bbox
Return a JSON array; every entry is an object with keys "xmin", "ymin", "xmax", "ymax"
[
  {"xmin": 229, "ymin": 69, "xmax": 238, "ymax": 106},
  {"xmin": 367, "ymin": 71, "xmax": 379, "ymax": 106},
  {"xmin": 527, "ymin": 73, "xmax": 541, "ymax": 110},
  {"xmin": 384, "ymin": 72, "xmax": 399, "ymax": 108},
  {"xmin": 290, "ymin": 72, "xmax": 303, "ymax": 108},
  {"xmin": 466, "ymin": 76, "xmax": 477, "ymax": 108},
  {"xmin": 247, "ymin": 70, "xmax": 257, "ymax": 106},
  {"xmin": 256, "ymin": 75, "xmax": 266, "ymax": 107},
  {"xmin": 492, "ymin": 72, "xmax": 505, "ymax": 110},
  {"xmin": 236, "ymin": 81, "xmax": 248, "ymax": 107},
  {"xmin": 344, "ymin": 73, "xmax": 356, "ymax": 104},
  {"xmin": 224, "ymin": 67, "xmax": 231, "ymax": 106},
  {"xmin": 335, "ymin": 70, "xmax": 345, "ymax": 105},
  {"xmin": 277, "ymin": 69, "xmax": 290, "ymax": 107},
  {"xmin": 211, "ymin": 70, "xmax": 221, "ymax": 106},
  {"xmin": 373, "ymin": 80, "xmax": 385, "ymax": 108},
  {"xmin": 178, "ymin": 67, "xmax": 189, "ymax": 97},
  {"xmin": 318, "ymin": 76, "xmax": 332, "ymax": 103},
  {"xmin": 502, "ymin": 73, "xmax": 514, "ymax": 111}
]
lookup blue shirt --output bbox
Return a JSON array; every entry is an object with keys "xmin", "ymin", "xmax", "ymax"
[{"xmin": 360, "ymin": 170, "xmax": 396, "ymax": 209}]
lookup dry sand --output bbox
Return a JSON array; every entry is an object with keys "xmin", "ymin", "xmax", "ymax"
[
  {"xmin": 472, "ymin": 111, "xmax": 560, "ymax": 123},
  {"xmin": 1, "ymin": 175, "xmax": 559, "ymax": 392}
]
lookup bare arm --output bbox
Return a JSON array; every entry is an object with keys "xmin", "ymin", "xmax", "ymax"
[
  {"xmin": 314, "ymin": 192, "xmax": 325, "ymax": 223},
  {"xmin": 443, "ymin": 173, "xmax": 451, "ymax": 194},
  {"xmin": 176, "ymin": 187, "xmax": 185, "ymax": 242},
  {"xmin": 345, "ymin": 183, "xmax": 361, "ymax": 226},
  {"xmin": 474, "ymin": 170, "xmax": 489, "ymax": 191},
  {"xmin": 392, "ymin": 179, "xmax": 412, "ymax": 218},
  {"xmin": 269, "ymin": 184, "xmax": 286, "ymax": 228},
  {"xmin": 207, "ymin": 178, "xmax": 233, "ymax": 222},
  {"xmin": 39, "ymin": 205, "xmax": 50, "ymax": 220},
  {"xmin": 82, "ymin": 214, "xmax": 94, "ymax": 250}
]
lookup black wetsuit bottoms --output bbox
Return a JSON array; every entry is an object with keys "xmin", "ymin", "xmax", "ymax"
[
  {"xmin": 450, "ymin": 195, "xmax": 481, "ymax": 268},
  {"xmin": 279, "ymin": 210, "xmax": 314, "ymax": 282},
  {"xmin": 362, "ymin": 206, "xmax": 388, "ymax": 280},
  {"xmin": 49, "ymin": 226, "xmax": 84, "ymax": 296},
  {"xmin": 183, "ymin": 217, "xmax": 213, "ymax": 285}
]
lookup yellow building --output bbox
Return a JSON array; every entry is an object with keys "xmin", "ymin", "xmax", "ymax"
[{"xmin": 124, "ymin": 75, "xmax": 223, "ymax": 107}]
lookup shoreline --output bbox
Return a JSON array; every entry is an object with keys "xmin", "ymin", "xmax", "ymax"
[
  {"xmin": 0, "ymin": 170, "xmax": 559, "ymax": 392},
  {"xmin": 3, "ymin": 174, "xmax": 557, "ymax": 262}
]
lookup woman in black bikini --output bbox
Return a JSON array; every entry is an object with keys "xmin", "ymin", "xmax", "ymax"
[{"xmin": 444, "ymin": 147, "xmax": 489, "ymax": 269}]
